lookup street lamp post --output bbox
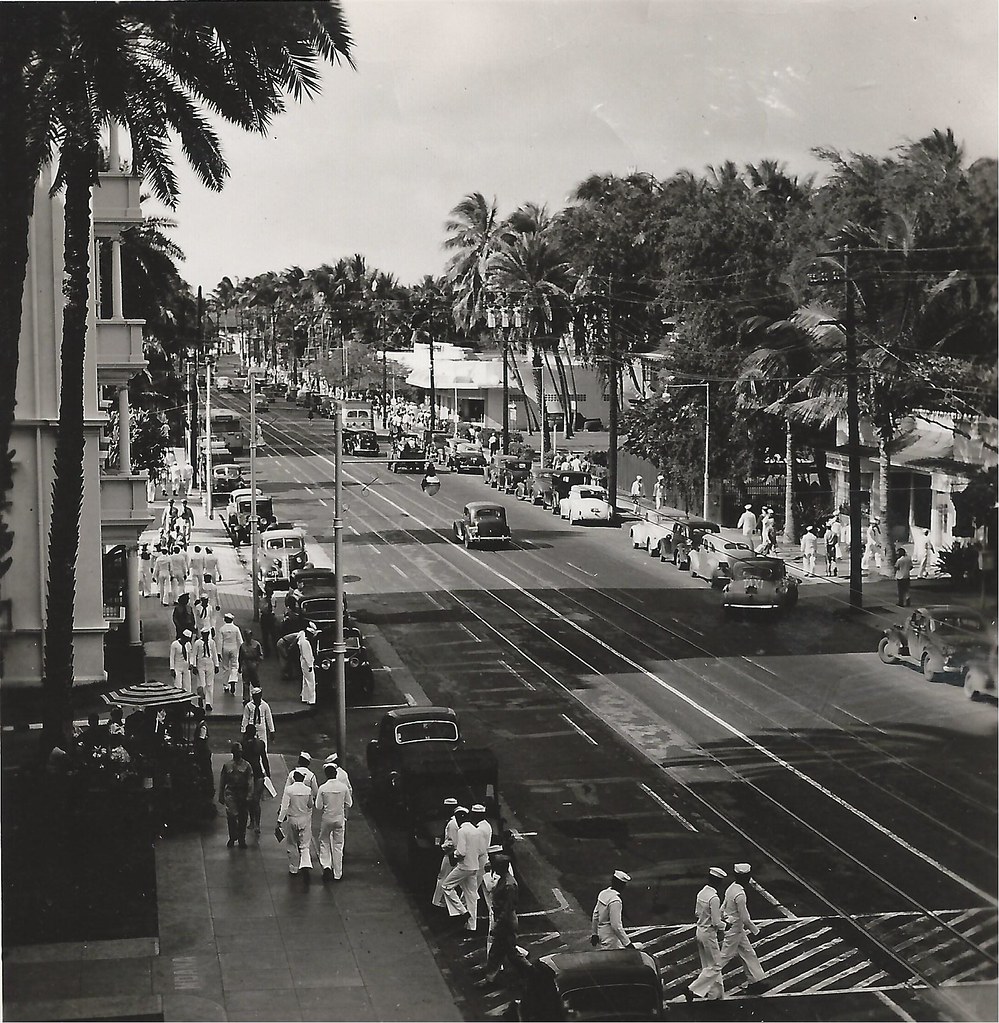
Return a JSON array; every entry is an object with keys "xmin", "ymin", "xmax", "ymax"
[
  {"xmin": 333, "ymin": 403, "xmax": 347, "ymax": 756},
  {"xmin": 666, "ymin": 379, "xmax": 710, "ymax": 520},
  {"xmin": 250, "ymin": 370, "xmax": 260, "ymax": 622},
  {"xmin": 487, "ymin": 302, "xmax": 521, "ymax": 455},
  {"xmin": 428, "ymin": 330, "xmax": 436, "ymax": 434}
]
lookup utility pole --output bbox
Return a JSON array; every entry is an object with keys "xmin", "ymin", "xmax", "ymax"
[
  {"xmin": 844, "ymin": 247, "xmax": 864, "ymax": 610},
  {"xmin": 250, "ymin": 370, "xmax": 259, "ymax": 622},
  {"xmin": 702, "ymin": 382, "xmax": 710, "ymax": 520},
  {"xmin": 382, "ymin": 344, "xmax": 388, "ymax": 429},
  {"xmin": 333, "ymin": 404, "xmax": 347, "ymax": 756},
  {"xmin": 428, "ymin": 329, "xmax": 437, "ymax": 434}
]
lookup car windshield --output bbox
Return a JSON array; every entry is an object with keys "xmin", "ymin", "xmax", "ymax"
[
  {"xmin": 457, "ymin": 444, "xmax": 479, "ymax": 454},
  {"xmin": 301, "ymin": 598, "xmax": 338, "ymax": 617},
  {"xmin": 932, "ymin": 614, "xmax": 985, "ymax": 634},
  {"xmin": 577, "ymin": 489, "xmax": 605, "ymax": 501},
  {"xmin": 395, "ymin": 720, "xmax": 460, "ymax": 744},
  {"xmin": 737, "ymin": 562, "xmax": 781, "ymax": 581},
  {"xmin": 560, "ymin": 984, "xmax": 659, "ymax": 1020}
]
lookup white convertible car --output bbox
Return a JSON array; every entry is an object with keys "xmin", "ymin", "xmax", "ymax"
[{"xmin": 559, "ymin": 485, "xmax": 614, "ymax": 525}]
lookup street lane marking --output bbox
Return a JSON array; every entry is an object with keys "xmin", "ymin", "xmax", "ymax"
[
  {"xmin": 741, "ymin": 655, "xmax": 779, "ymax": 677},
  {"xmin": 561, "ymin": 714, "xmax": 598, "ymax": 745},
  {"xmin": 458, "ymin": 623, "xmax": 481, "ymax": 643},
  {"xmin": 565, "ymin": 561, "xmax": 598, "ymax": 577},
  {"xmin": 501, "ymin": 661, "xmax": 536, "ymax": 690},
  {"xmin": 404, "ymin": 692, "xmax": 416, "ymax": 706},
  {"xmin": 874, "ymin": 991, "xmax": 917, "ymax": 1022},
  {"xmin": 261, "ymin": 414, "xmax": 999, "ymax": 910},
  {"xmin": 425, "ymin": 592, "xmax": 444, "ymax": 609},
  {"xmin": 833, "ymin": 703, "xmax": 888, "ymax": 735},
  {"xmin": 391, "ymin": 565, "xmax": 407, "ymax": 579},
  {"xmin": 304, "ymin": 486, "xmax": 315, "ymax": 495},
  {"xmin": 639, "ymin": 783, "xmax": 697, "ymax": 832},
  {"xmin": 748, "ymin": 877, "xmax": 796, "ymax": 918},
  {"xmin": 349, "ymin": 525, "xmax": 359, "ymax": 534}
]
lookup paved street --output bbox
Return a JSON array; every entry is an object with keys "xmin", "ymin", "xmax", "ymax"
[{"xmin": 214, "ymin": 393, "xmax": 998, "ymax": 1021}]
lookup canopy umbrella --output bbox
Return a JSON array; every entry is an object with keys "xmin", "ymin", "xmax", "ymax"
[{"xmin": 102, "ymin": 679, "xmax": 196, "ymax": 709}]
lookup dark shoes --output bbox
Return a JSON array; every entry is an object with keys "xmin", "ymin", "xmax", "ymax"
[
  {"xmin": 301, "ymin": 867, "xmax": 311, "ymax": 884},
  {"xmin": 323, "ymin": 867, "xmax": 332, "ymax": 883},
  {"xmin": 226, "ymin": 839, "xmax": 235, "ymax": 848},
  {"xmin": 237, "ymin": 839, "xmax": 246, "ymax": 848}
]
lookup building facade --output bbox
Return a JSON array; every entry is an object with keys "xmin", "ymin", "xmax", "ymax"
[{"xmin": 1, "ymin": 138, "xmax": 150, "ymax": 690}]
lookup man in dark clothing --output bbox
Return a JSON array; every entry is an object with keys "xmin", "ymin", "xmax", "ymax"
[
  {"xmin": 172, "ymin": 593, "xmax": 196, "ymax": 640},
  {"xmin": 238, "ymin": 627, "xmax": 265, "ymax": 704},
  {"xmin": 241, "ymin": 725, "xmax": 270, "ymax": 837},
  {"xmin": 480, "ymin": 853, "xmax": 519, "ymax": 984},
  {"xmin": 218, "ymin": 742, "xmax": 253, "ymax": 848}
]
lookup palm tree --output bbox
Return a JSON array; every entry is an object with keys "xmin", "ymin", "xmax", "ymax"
[
  {"xmin": 443, "ymin": 192, "xmax": 500, "ymax": 336},
  {"xmin": 22, "ymin": 4, "xmax": 353, "ymax": 746}
]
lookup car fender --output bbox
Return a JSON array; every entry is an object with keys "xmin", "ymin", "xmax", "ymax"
[{"xmin": 883, "ymin": 625, "xmax": 909, "ymax": 654}]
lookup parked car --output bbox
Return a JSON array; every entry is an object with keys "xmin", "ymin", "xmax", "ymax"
[
  {"xmin": 224, "ymin": 489, "xmax": 275, "ymax": 545},
  {"xmin": 255, "ymin": 527, "xmax": 308, "ymax": 582},
  {"xmin": 314, "ymin": 625, "xmax": 373, "ymax": 700},
  {"xmin": 688, "ymin": 533, "xmax": 755, "ymax": 587},
  {"xmin": 344, "ymin": 429, "xmax": 380, "ymax": 457},
  {"xmin": 446, "ymin": 439, "xmax": 487, "ymax": 474},
  {"xmin": 547, "ymin": 471, "xmax": 590, "ymax": 513},
  {"xmin": 723, "ymin": 556, "xmax": 799, "ymax": 613},
  {"xmin": 388, "ymin": 434, "xmax": 426, "ymax": 472},
  {"xmin": 878, "ymin": 605, "xmax": 996, "ymax": 684},
  {"xmin": 367, "ymin": 706, "xmax": 462, "ymax": 791},
  {"xmin": 284, "ymin": 384, "xmax": 297, "ymax": 402},
  {"xmin": 514, "ymin": 948, "xmax": 664, "ymax": 1021},
  {"xmin": 254, "ymin": 394, "xmax": 270, "ymax": 412},
  {"xmin": 962, "ymin": 641, "xmax": 997, "ymax": 701},
  {"xmin": 216, "ymin": 375, "xmax": 232, "ymax": 392},
  {"xmin": 629, "ymin": 511, "xmax": 685, "ymax": 557},
  {"xmin": 295, "ymin": 386, "xmax": 311, "ymax": 406},
  {"xmin": 559, "ymin": 485, "xmax": 614, "ymax": 525},
  {"xmin": 650, "ymin": 518, "xmax": 722, "ymax": 567},
  {"xmin": 515, "ymin": 468, "xmax": 555, "ymax": 505},
  {"xmin": 486, "ymin": 454, "xmax": 530, "ymax": 491},
  {"xmin": 453, "ymin": 502, "xmax": 512, "ymax": 548},
  {"xmin": 210, "ymin": 463, "xmax": 244, "ymax": 500}
]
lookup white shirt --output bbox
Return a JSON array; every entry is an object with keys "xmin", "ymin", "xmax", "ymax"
[
  {"xmin": 316, "ymin": 775, "xmax": 353, "ymax": 821},
  {"xmin": 240, "ymin": 700, "xmax": 275, "ymax": 742},
  {"xmin": 219, "ymin": 622, "xmax": 243, "ymax": 653},
  {"xmin": 194, "ymin": 635, "xmax": 218, "ymax": 667},
  {"xmin": 738, "ymin": 511, "xmax": 758, "ymax": 534},
  {"xmin": 630, "ymin": 480, "xmax": 644, "ymax": 497},
  {"xmin": 189, "ymin": 552, "xmax": 205, "ymax": 578},
  {"xmin": 694, "ymin": 884, "xmax": 724, "ymax": 931},
  {"xmin": 722, "ymin": 881, "xmax": 758, "ymax": 935},
  {"xmin": 298, "ymin": 632, "xmax": 315, "ymax": 668},
  {"xmin": 453, "ymin": 820, "xmax": 482, "ymax": 870},
  {"xmin": 202, "ymin": 552, "xmax": 220, "ymax": 580},
  {"xmin": 474, "ymin": 819, "xmax": 494, "ymax": 867},
  {"xmin": 283, "ymin": 764, "xmax": 319, "ymax": 800},
  {"xmin": 169, "ymin": 639, "xmax": 193, "ymax": 673},
  {"xmin": 801, "ymin": 531, "xmax": 818, "ymax": 555},
  {"xmin": 592, "ymin": 887, "xmax": 630, "ymax": 947},
  {"xmin": 278, "ymin": 780, "xmax": 314, "ymax": 822}
]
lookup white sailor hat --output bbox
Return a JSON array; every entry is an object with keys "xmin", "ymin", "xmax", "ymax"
[
  {"xmin": 744, "ymin": 503, "xmax": 753, "ymax": 510},
  {"xmin": 454, "ymin": 806, "xmax": 469, "ymax": 814},
  {"xmin": 443, "ymin": 797, "xmax": 459, "ymax": 807},
  {"xmin": 182, "ymin": 629, "xmax": 193, "ymax": 638},
  {"xmin": 471, "ymin": 803, "xmax": 486, "ymax": 813},
  {"xmin": 299, "ymin": 751, "xmax": 312, "ymax": 763},
  {"xmin": 709, "ymin": 866, "xmax": 727, "ymax": 879},
  {"xmin": 734, "ymin": 862, "xmax": 752, "ymax": 875},
  {"xmin": 224, "ymin": 612, "xmax": 234, "ymax": 622},
  {"xmin": 251, "ymin": 686, "xmax": 263, "ymax": 695},
  {"xmin": 487, "ymin": 844, "xmax": 505, "ymax": 854},
  {"xmin": 324, "ymin": 753, "xmax": 339, "ymax": 765},
  {"xmin": 613, "ymin": 870, "xmax": 631, "ymax": 883}
]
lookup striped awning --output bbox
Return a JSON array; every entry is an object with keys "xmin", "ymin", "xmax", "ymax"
[{"xmin": 102, "ymin": 679, "xmax": 196, "ymax": 708}]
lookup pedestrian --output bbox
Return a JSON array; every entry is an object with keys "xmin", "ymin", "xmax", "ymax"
[
  {"xmin": 629, "ymin": 476, "xmax": 645, "ymax": 515},
  {"xmin": 471, "ymin": 803, "xmax": 493, "ymax": 890},
  {"xmin": 168, "ymin": 461, "xmax": 182, "ymax": 497},
  {"xmin": 441, "ymin": 808, "xmax": 486, "ymax": 932},
  {"xmin": 685, "ymin": 867, "xmax": 727, "ymax": 1001},
  {"xmin": 894, "ymin": 546, "xmax": 913, "ymax": 607},
  {"xmin": 716, "ymin": 863, "xmax": 767, "ymax": 991},
  {"xmin": 218, "ymin": 612, "xmax": 243, "ymax": 695},
  {"xmin": 756, "ymin": 512, "xmax": 777, "ymax": 555},
  {"xmin": 653, "ymin": 474, "xmax": 666, "ymax": 511},
  {"xmin": 316, "ymin": 760, "xmax": 352, "ymax": 882},
  {"xmin": 179, "ymin": 498, "xmax": 194, "ymax": 542},
  {"xmin": 479, "ymin": 852, "xmax": 519, "ymax": 985},
  {"xmin": 825, "ymin": 518, "xmax": 841, "ymax": 575},
  {"xmin": 862, "ymin": 517, "xmax": 884, "ymax": 572},
  {"xmin": 194, "ymin": 595, "xmax": 215, "ymax": 640},
  {"xmin": 283, "ymin": 751, "xmax": 320, "ymax": 801},
  {"xmin": 168, "ymin": 545, "xmax": 188, "ymax": 604},
  {"xmin": 277, "ymin": 768, "xmax": 315, "ymax": 881},
  {"xmin": 237, "ymin": 628, "xmax": 264, "ymax": 704},
  {"xmin": 737, "ymin": 504, "xmax": 757, "ymax": 539},
  {"xmin": 917, "ymin": 528, "xmax": 936, "ymax": 578},
  {"xmin": 259, "ymin": 591, "xmax": 276, "ymax": 657},
  {"xmin": 217, "ymin": 741, "xmax": 253, "ymax": 848},
  {"xmin": 241, "ymin": 724, "xmax": 270, "ymax": 837},
  {"xmin": 489, "ymin": 432, "xmax": 500, "ymax": 457},
  {"xmin": 241, "ymin": 687, "xmax": 275, "ymax": 749},
  {"xmin": 299, "ymin": 623, "xmax": 319, "ymax": 705},
  {"xmin": 169, "ymin": 629, "xmax": 195, "ymax": 692},
  {"xmin": 172, "ymin": 592, "xmax": 196, "ymax": 641},
  {"xmin": 161, "ymin": 497, "xmax": 177, "ymax": 528},
  {"xmin": 800, "ymin": 525, "xmax": 818, "ymax": 577},
  {"xmin": 202, "ymin": 546, "xmax": 220, "ymax": 587},
  {"xmin": 181, "ymin": 460, "xmax": 193, "ymax": 497},
  {"xmin": 154, "ymin": 546, "xmax": 172, "ymax": 606},
  {"xmin": 194, "ymin": 627, "xmax": 219, "ymax": 711},
  {"xmin": 146, "ymin": 472, "xmax": 158, "ymax": 505},
  {"xmin": 432, "ymin": 798, "xmax": 462, "ymax": 908},
  {"xmin": 590, "ymin": 870, "xmax": 643, "ymax": 950},
  {"xmin": 480, "ymin": 844, "xmax": 505, "ymax": 955},
  {"xmin": 139, "ymin": 544, "xmax": 154, "ymax": 598},
  {"xmin": 188, "ymin": 545, "xmax": 205, "ymax": 598}
]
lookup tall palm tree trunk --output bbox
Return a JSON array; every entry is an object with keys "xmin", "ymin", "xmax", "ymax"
[
  {"xmin": 879, "ymin": 434, "xmax": 895, "ymax": 564},
  {"xmin": 551, "ymin": 347, "xmax": 574, "ymax": 438},
  {"xmin": 507, "ymin": 347, "xmax": 536, "ymax": 434},
  {"xmin": 783, "ymin": 417, "xmax": 796, "ymax": 543},
  {"xmin": 43, "ymin": 143, "xmax": 95, "ymax": 747},
  {"xmin": 532, "ymin": 345, "xmax": 549, "ymax": 458}
]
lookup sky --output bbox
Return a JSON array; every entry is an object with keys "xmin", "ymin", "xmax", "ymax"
[{"xmin": 154, "ymin": 0, "xmax": 999, "ymax": 294}]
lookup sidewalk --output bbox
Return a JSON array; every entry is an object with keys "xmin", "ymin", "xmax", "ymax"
[{"xmin": 4, "ymin": 755, "xmax": 461, "ymax": 1023}]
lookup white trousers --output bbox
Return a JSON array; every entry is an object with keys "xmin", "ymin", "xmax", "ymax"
[
  {"xmin": 595, "ymin": 924, "xmax": 627, "ymax": 950},
  {"xmin": 174, "ymin": 667, "xmax": 193, "ymax": 693},
  {"xmin": 140, "ymin": 562, "xmax": 154, "ymax": 597},
  {"xmin": 285, "ymin": 816, "xmax": 313, "ymax": 873},
  {"xmin": 802, "ymin": 553, "xmax": 816, "ymax": 575},
  {"xmin": 220, "ymin": 647, "xmax": 239, "ymax": 684},
  {"xmin": 318, "ymin": 817, "xmax": 346, "ymax": 877},
  {"xmin": 688, "ymin": 927, "xmax": 724, "ymax": 999},
  {"xmin": 300, "ymin": 662, "xmax": 316, "ymax": 704},
  {"xmin": 432, "ymin": 853, "xmax": 452, "ymax": 907},
  {"xmin": 441, "ymin": 865, "xmax": 478, "ymax": 929},
  {"xmin": 157, "ymin": 572, "xmax": 172, "ymax": 605},
  {"xmin": 196, "ymin": 664, "xmax": 215, "ymax": 706},
  {"xmin": 862, "ymin": 543, "xmax": 883, "ymax": 570},
  {"xmin": 717, "ymin": 926, "xmax": 765, "ymax": 984}
]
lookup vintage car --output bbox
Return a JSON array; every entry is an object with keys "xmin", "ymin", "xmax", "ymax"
[
  {"xmin": 225, "ymin": 488, "xmax": 275, "ymax": 545},
  {"xmin": 629, "ymin": 511, "xmax": 684, "ymax": 556},
  {"xmin": 315, "ymin": 625, "xmax": 374, "ymax": 700},
  {"xmin": 723, "ymin": 556, "xmax": 799, "ymax": 613},
  {"xmin": 547, "ymin": 471, "xmax": 591, "ymax": 513},
  {"xmin": 486, "ymin": 454, "xmax": 529, "ymax": 491},
  {"xmin": 515, "ymin": 469, "xmax": 555, "ymax": 505},
  {"xmin": 514, "ymin": 948, "xmax": 664, "ymax": 1021},
  {"xmin": 210, "ymin": 463, "xmax": 244, "ymax": 499},
  {"xmin": 290, "ymin": 566, "xmax": 336, "ymax": 593},
  {"xmin": 446, "ymin": 439, "xmax": 487, "ymax": 474},
  {"xmin": 653, "ymin": 518, "xmax": 722, "ymax": 567},
  {"xmin": 688, "ymin": 533, "xmax": 755, "ymax": 587},
  {"xmin": 254, "ymin": 393, "xmax": 270, "ymax": 412},
  {"xmin": 366, "ymin": 707, "xmax": 499, "ymax": 868},
  {"xmin": 559, "ymin": 484, "xmax": 614, "ymax": 525},
  {"xmin": 343, "ymin": 429, "xmax": 380, "ymax": 457},
  {"xmin": 453, "ymin": 502, "xmax": 512, "ymax": 548},
  {"xmin": 878, "ymin": 605, "xmax": 996, "ymax": 684},
  {"xmin": 295, "ymin": 386, "xmax": 311, "ymax": 406},
  {"xmin": 255, "ymin": 527, "xmax": 308, "ymax": 582},
  {"xmin": 388, "ymin": 434, "xmax": 426, "ymax": 473},
  {"xmin": 962, "ymin": 641, "xmax": 997, "ymax": 702},
  {"xmin": 284, "ymin": 384, "xmax": 298, "ymax": 402}
]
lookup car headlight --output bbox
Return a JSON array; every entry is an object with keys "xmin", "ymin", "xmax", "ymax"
[
  {"xmin": 349, "ymin": 656, "xmax": 360, "ymax": 667},
  {"xmin": 320, "ymin": 660, "xmax": 332, "ymax": 670}
]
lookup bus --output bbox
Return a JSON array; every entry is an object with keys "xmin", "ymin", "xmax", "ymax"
[{"xmin": 210, "ymin": 409, "xmax": 246, "ymax": 455}]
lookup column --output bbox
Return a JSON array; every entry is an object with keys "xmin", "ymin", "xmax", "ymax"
[
  {"xmin": 126, "ymin": 545, "xmax": 142, "ymax": 645},
  {"xmin": 118, "ymin": 385, "xmax": 132, "ymax": 473},
  {"xmin": 111, "ymin": 238, "xmax": 124, "ymax": 318},
  {"xmin": 108, "ymin": 121, "xmax": 120, "ymax": 171}
]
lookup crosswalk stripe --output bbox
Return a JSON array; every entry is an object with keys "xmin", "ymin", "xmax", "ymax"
[{"xmin": 766, "ymin": 949, "xmax": 867, "ymax": 995}]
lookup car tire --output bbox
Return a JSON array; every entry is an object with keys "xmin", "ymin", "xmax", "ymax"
[
  {"xmin": 963, "ymin": 669, "xmax": 981, "ymax": 701},
  {"xmin": 877, "ymin": 636, "xmax": 900, "ymax": 664},
  {"xmin": 921, "ymin": 652, "xmax": 940, "ymax": 682}
]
